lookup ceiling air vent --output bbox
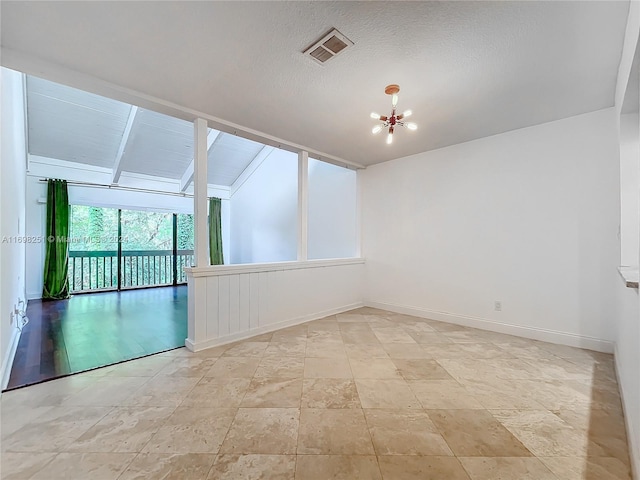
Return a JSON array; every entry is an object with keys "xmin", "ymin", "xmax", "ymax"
[{"xmin": 304, "ymin": 28, "xmax": 353, "ymax": 65}]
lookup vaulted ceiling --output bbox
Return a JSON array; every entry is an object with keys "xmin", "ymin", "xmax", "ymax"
[
  {"xmin": 0, "ymin": 1, "xmax": 631, "ymax": 166},
  {"xmin": 26, "ymin": 75, "xmax": 267, "ymax": 188}
]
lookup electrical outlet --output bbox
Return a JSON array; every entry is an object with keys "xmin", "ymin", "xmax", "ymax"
[{"xmin": 494, "ymin": 301, "xmax": 502, "ymax": 312}]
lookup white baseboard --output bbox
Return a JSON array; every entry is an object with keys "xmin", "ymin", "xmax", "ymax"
[
  {"xmin": 614, "ymin": 344, "xmax": 640, "ymax": 480},
  {"xmin": 186, "ymin": 302, "xmax": 364, "ymax": 352},
  {"xmin": 365, "ymin": 300, "xmax": 615, "ymax": 354},
  {"xmin": 1, "ymin": 325, "xmax": 22, "ymax": 392}
]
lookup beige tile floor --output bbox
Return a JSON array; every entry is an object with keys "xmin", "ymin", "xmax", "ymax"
[{"xmin": 0, "ymin": 307, "xmax": 632, "ymax": 479}]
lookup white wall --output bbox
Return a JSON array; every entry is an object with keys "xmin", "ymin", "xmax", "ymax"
[
  {"xmin": 229, "ymin": 148, "xmax": 298, "ymax": 264},
  {"xmin": 620, "ymin": 113, "xmax": 640, "ymax": 267},
  {"xmin": 0, "ymin": 67, "xmax": 27, "ymax": 388},
  {"xmin": 614, "ymin": 280, "xmax": 639, "ymax": 479},
  {"xmin": 25, "ymin": 176, "xmax": 46, "ymax": 299},
  {"xmin": 362, "ymin": 108, "xmax": 620, "ymax": 351},
  {"xmin": 308, "ymin": 158, "xmax": 358, "ymax": 259},
  {"xmin": 615, "ymin": 6, "xmax": 640, "ymax": 475}
]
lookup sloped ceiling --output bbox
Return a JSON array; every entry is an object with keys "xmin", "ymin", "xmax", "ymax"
[
  {"xmin": 26, "ymin": 76, "xmax": 131, "ymax": 168},
  {"xmin": 1, "ymin": 1, "xmax": 630, "ymax": 166},
  {"xmin": 26, "ymin": 76, "xmax": 264, "ymax": 187}
]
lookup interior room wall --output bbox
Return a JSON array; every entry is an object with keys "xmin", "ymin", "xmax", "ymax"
[
  {"xmin": 307, "ymin": 158, "xmax": 358, "ymax": 259},
  {"xmin": 0, "ymin": 67, "xmax": 27, "ymax": 387},
  {"xmin": 229, "ymin": 148, "xmax": 298, "ymax": 264},
  {"xmin": 614, "ymin": 281, "xmax": 639, "ymax": 478},
  {"xmin": 620, "ymin": 113, "xmax": 640, "ymax": 267},
  {"xmin": 614, "ymin": 6, "xmax": 640, "ymax": 473},
  {"xmin": 362, "ymin": 108, "xmax": 620, "ymax": 351}
]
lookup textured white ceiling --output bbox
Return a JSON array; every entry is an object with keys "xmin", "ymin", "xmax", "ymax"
[{"xmin": 1, "ymin": 1, "xmax": 630, "ymax": 166}]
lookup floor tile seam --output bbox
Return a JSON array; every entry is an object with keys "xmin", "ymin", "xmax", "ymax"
[
  {"xmin": 65, "ymin": 404, "xmax": 180, "ymax": 457},
  {"xmin": 34, "ymin": 405, "xmax": 119, "ymax": 453},
  {"xmin": 51, "ymin": 446, "xmax": 146, "ymax": 455},
  {"xmin": 456, "ymin": 455, "xmax": 562, "ymax": 480},
  {"xmin": 293, "ymin": 453, "xmax": 300, "ymax": 480},
  {"xmin": 489, "ymin": 407, "xmax": 600, "ymax": 430},
  {"xmin": 2, "ymin": 446, "xmax": 64, "ymax": 456},
  {"xmin": 0, "ymin": 402, "xmax": 58, "ymax": 428},
  {"xmin": 1, "ymin": 451, "xmax": 62, "ymax": 480},
  {"xmin": 214, "ymin": 403, "xmax": 254, "ymax": 457},
  {"xmin": 168, "ymin": 373, "xmax": 206, "ymax": 409},
  {"xmin": 483, "ymin": 409, "xmax": 570, "ymax": 457},
  {"xmin": 296, "ymin": 405, "xmax": 375, "ymax": 456},
  {"xmin": 115, "ymin": 450, "xmax": 207, "ymax": 480},
  {"xmin": 424, "ymin": 408, "xmax": 538, "ymax": 458},
  {"xmin": 1, "ymin": 403, "xmax": 112, "ymax": 438},
  {"xmin": 242, "ymin": 377, "xmax": 303, "ymax": 410},
  {"xmin": 362, "ymin": 410, "xmax": 455, "ymax": 458},
  {"xmin": 134, "ymin": 403, "xmax": 181, "ymax": 450}
]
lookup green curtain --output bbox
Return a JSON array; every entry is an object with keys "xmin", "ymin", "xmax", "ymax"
[
  {"xmin": 209, "ymin": 197, "xmax": 224, "ymax": 265},
  {"xmin": 42, "ymin": 179, "xmax": 70, "ymax": 300}
]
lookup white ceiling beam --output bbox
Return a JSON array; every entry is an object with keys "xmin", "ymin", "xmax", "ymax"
[
  {"xmin": 111, "ymin": 105, "xmax": 138, "ymax": 184},
  {"xmin": 180, "ymin": 129, "xmax": 221, "ymax": 192},
  {"xmin": 230, "ymin": 145, "xmax": 275, "ymax": 197},
  {"xmin": 179, "ymin": 162, "xmax": 195, "ymax": 193}
]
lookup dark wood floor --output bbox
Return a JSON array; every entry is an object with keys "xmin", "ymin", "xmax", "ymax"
[{"xmin": 5, "ymin": 286, "xmax": 187, "ymax": 390}]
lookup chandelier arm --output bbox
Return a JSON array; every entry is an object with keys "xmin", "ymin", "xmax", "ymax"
[{"xmin": 370, "ymin": 84, "xmax": 416, "ymax": 142}]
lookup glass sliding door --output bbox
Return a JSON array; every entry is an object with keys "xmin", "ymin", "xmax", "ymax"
[
  {"xmin": 68, "ymin": 206, "xmax": 194, "ymax": 293},
  {"xmin": 68, "ymin": 205, "xmax": 119, "ymax": 292},
  {"xmin": 120, "ymin": 210, "xmax": 173, "ymax": 289},
  {"xmin": 176, "ymin": 213, "xmax": 195, "ymax": 283}
]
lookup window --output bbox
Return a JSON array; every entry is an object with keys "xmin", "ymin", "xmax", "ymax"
[
  {"xmin": 229, "ymin": 148, "xmax": 298, "ymax": 264},
  {"xmin": 68, "ymin": 205, "xmax": 194, "ymax": 292},
  {"xmin": 308, "ymin": 158, "xmax": 358, "ymax": 259},
  {"xmin": 68, "ymin": 205, "xmax": 118, "ymax": 291}
]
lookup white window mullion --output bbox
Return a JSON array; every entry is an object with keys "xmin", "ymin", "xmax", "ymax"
[
  {"xmin": 297, "ymin": 150, "xmax": 309, "ymax": 261},
  {"xmin": 193, "ymin": 118, "xmax": 209, "ymax": 267}
]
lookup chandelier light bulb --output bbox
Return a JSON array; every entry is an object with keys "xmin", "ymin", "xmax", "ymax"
[{"xmin": 369, "ymin": 85, "xmax": 416, "ymax": 143}]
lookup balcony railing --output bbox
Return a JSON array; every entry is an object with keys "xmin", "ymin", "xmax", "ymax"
[{"xmin": 68, "ymin": 249, "xmax": 194, "ymax": 293}]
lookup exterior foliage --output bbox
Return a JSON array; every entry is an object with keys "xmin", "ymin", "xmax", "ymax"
[{"xmin": 67, "ymin": 206, "xmax": 194, "ymax": 292}]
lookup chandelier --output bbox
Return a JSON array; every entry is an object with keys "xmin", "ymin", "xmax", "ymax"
[{"xmin": 370, "ymin": 84, "xmax": 417, "ymax": 144}]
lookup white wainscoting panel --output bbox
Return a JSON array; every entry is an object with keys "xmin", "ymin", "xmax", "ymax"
[{"xmin": 185, "ymin": 259, "xmax": 364, "ymax": 351}]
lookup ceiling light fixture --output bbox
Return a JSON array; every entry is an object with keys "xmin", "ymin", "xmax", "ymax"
[{"xmin": 370, "ymin": 84, "xmax": 417, "ymax": 144}]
